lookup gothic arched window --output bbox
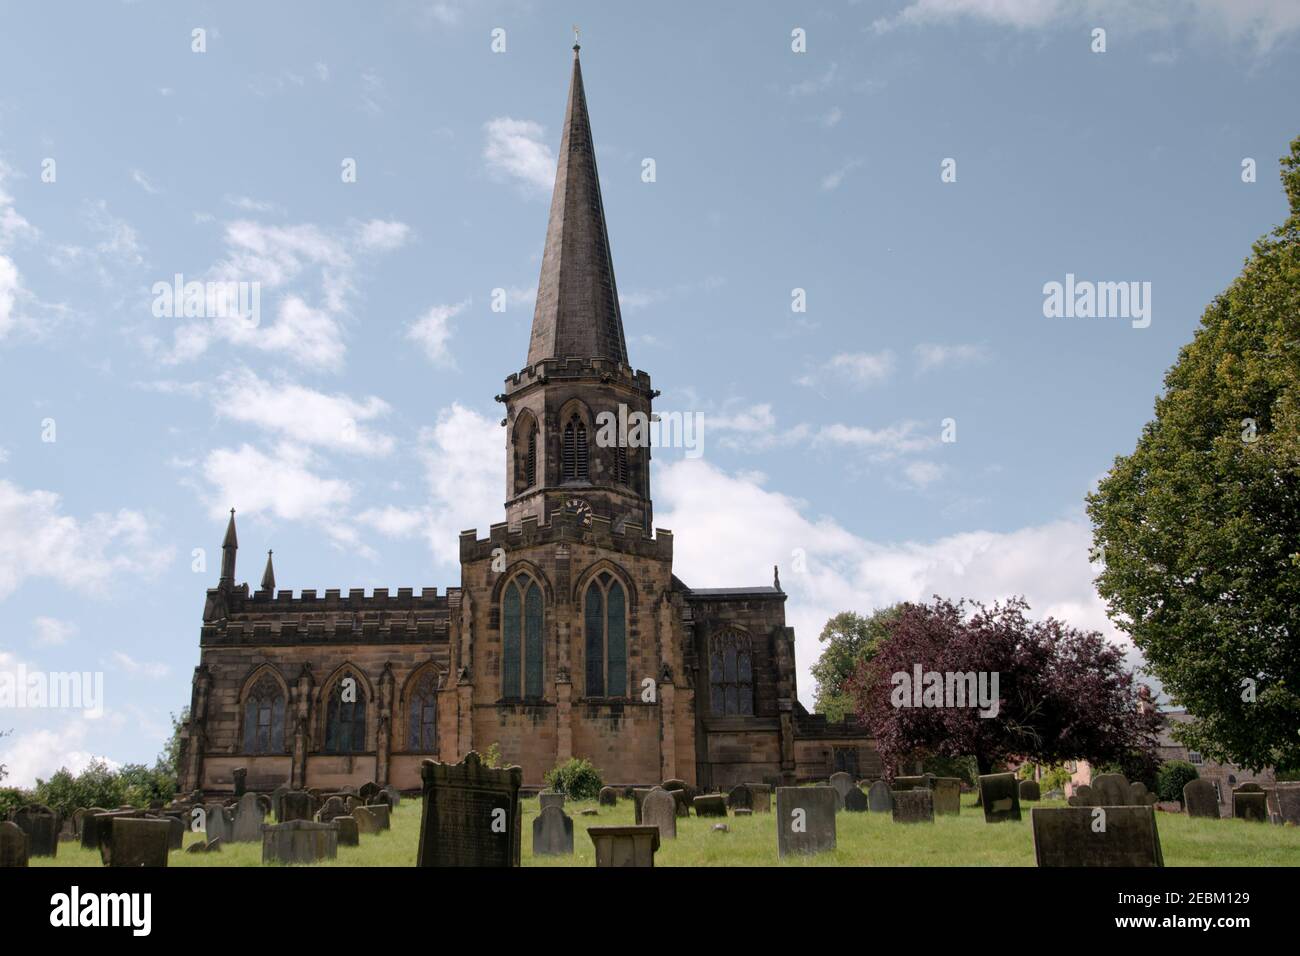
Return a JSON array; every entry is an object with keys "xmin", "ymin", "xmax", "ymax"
[
  {"xmin": 502, "ymin": 576, "xmax": 544, "ymax": 698},
  {"xmin": 406, "ymin": 670, "xmax": 439, "ymax": 751},
  {"xmin": 514, "ymin": 415, "xmax": 538, "ymax": 492},
  {"xmin": 526, "ymin": 430, "xmax": 537, "ymax": 488},
  {"xmin": 584, "ymin": 573, "xmax": 627, "ymax": 697},
  {"xmin": 709, "ymin": 629, "xmax": 754, "ymax": 717},
  {"xmin": 243, "ymin": 673, "xmax": 286, "ymax": 754},
  {"xmin": 562, "ymin": 415, "xmax": 589, "ymax": 482},
  {"xmin": 324, "ymin": 673, "xmax": 367, "ymax": 753}
]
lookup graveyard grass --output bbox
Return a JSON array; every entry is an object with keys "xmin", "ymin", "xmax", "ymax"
[{"xmin": 31, "ymin": 796, "xmax": 1300, "ymax": 866}]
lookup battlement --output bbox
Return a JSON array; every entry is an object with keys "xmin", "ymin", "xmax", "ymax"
[
  {"xmin": 229, "ymin": 585, "xmax": 452, "ymax": 611},
  {"xmin": 459, "ymin": 508, "xmax": 673, "ymax": 563},
  {"xmin": 503, "ymin": 357, "xmax": 653, "ymax": 396}
]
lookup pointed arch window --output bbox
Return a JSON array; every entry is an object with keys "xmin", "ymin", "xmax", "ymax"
[
  {"xmin": 562, "ymin": 415, "xmax": 589, "ymax": 482},
  {"xmin": 406, "ymin": 670, "xmax": 439, "ymax": 752},
  {"xmin": 526, "ymin": 430, "xmax": 537, "ymax": 488},
  {"xmin": 324, "ymin": 673, "xmax": 367, "ymax": 753},
  {"xmin": 243, "ymin": 673, "xmax": 286, "ymax": 754},
  {"xmin": 584, "ymin": 573, "xmax": 627, "ymax": 697},
  {"xmin": 709, "ymin": 629, "xmax": 754, "ymax": 717},
  {"xmin": 502, "ymin": 576, "xmax": 544, "ymax": 698}
]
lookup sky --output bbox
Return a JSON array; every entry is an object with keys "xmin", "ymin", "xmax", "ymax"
[{"xmin": 1, "ymin": 0, "xmax": 1298, "ymax": 787}]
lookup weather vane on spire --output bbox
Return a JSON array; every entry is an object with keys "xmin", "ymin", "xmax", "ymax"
[{"xmin": 572, "ymin": 24, "xmax": 580, "ymax": 48}]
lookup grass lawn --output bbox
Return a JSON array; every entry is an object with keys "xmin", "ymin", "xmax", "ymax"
[{"xmin": 32, "ymin": 797, "xmax": 1300, "ymax": 867}]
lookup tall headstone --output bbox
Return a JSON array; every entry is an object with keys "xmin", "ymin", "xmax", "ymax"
[
  {"xmin": 828, "ymin": 771, "xmax": 855, "ymax": 809},
  {"xmin": 1019, "ymin": 780, "xmax": 1041, "ymax": 802},
  {"xmin": 642, "ymin": 789, "xmax": 678, "ymax": 840},
  {"xmin": 932, "ymin": 777, "xmax": 961, "ymax": 815},
  {"xmin": 272, "ymin": 784, "xmax": 291, "ymax": 822},
  {"xmin": 867, "ymin": 780, "xmax": 893, "ymax": 813},
  {"xmin": 892, "ymin": 789, "xmax": 934, "ymax": 823},
  {"xmin": 416, "ymin": 752, "xmax": 523, "ymax": 867},
  {"xmin": 232, "ymin": 767, "xmax": 247, "ymax": 798},
  {"xmin": 230, "ymin": 792, "xmax": 265, "ymax": 843},
  {"xmin": 103, "ymin": 817, "xmax": 172, "ymax": 868},
  {"xmin": 0, "ymin": 821, "xmax": 28, "ymax": 867},
  {"xmin": 1031, "ymin": 807, "xmax": 1164, "ymax": 867},
  {"xmin": 262, "ymin": 819, "xmax": 338, "ymax": 865},
  {"xmin": 588, "ymin": 826, "xmax": 660, "ymax": 867},
  {"xmin": 203, "ymin": 803, "xmax": 233, "ymax": 842},
  {"xmin": 532, "ymin": 804, "xmax": 575, "ymax": 855},
  {"xmin": 12, "ymin": 806, "xmax": 58, "ymax": 858},
  {"xmin": 1182, "ymin": 779, "xmax": 1218, "ymax": 819},
  {"xmin": 1090, "ymin": 773, "xmax": 1132, "ymax": 806},
  {"xmin": 776, "ymin": 786, "xmax": 837, "ymax": 858},
  {"xmin": 632, "ymin": 787, "xmax": 654, "ymax": 824},
  {"xmin": 1233, "ymin": 789, "xmax": 1267, "ymax": 823},
  {"xmin": 333, "ymin": 815, "xmax": 360, "ymax": 847},
  {"xmin": 539, "ymin": 792, "xmax": 566, "ymax": 812},
  {"xmin": 978, "ymin": 773, "xmax": 1022, "ymax": 823}
]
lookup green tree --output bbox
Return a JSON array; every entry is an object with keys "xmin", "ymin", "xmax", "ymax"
[
  {"xmin": 1156, "ymin": 760, "xmax": 1200, "ymax": 804},
  {"xmin": 1087, "ymin": 137, "xmax": 1300, "ymax": 773},
  {"xmin": 810, "ymin": 607, "xmax": 901, "ymax": 722}
]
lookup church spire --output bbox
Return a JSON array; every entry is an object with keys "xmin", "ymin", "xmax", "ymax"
[
  {"xmin": 526, "ymin": 43, "xmax": 628, "ymax": 368},
  {"xmin": 260, "ymin": 549, "xmax": 275, "ymax": 592},
  {"xmin": 219, "ymin": 508, "xmax": 238, "ymax": 586}
]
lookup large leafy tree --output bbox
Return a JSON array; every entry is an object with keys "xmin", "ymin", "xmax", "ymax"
[
  {"xmin": 1087, "ymin": 137, "xmax": 1300, "ymax": 772},
  {"xmin": 810, "ymin": 607, "xmax": 900, "ymax": 722},
  {"xmin": 849, "ymin": 597, "xmax": 1159, "ymax": 777}
]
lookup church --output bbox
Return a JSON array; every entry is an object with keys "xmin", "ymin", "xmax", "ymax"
[{"xmin": 177, "ymin": 45, "xmax": 878, "ymax": 796}]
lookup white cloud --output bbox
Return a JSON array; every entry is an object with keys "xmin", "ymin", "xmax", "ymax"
[
  {"xmin": 355, "ymin": 219, "xmax": 411, "ymax": 252},
  {"xmin": 0, "ymin": 714, "xmax": 116, "ymax": 788},
  {"xmin": 200, "ymin": 443, "xmax": 353, "ymax": 524},
  {"xmin": 213, "ymin": 368, "xmax": 395, "ymax": 456},
  {"xmin": 110, "ymin": 651, "xmax": 170, "ymax": 680},
  {"xmin": 657, "ymin": 458, "xmax": 1127, "ymax": 708},
  {"xmin": 131, "ymin": 169, "xmax": 160, "ymax": 194},
  {"xmin": 483, "ymin": 118, "xmax": 557, "ymax": 194},
  {"xmin": 0, "ymin": 254, "xmax": 20, "ymax": 339},
  {"xmin": 32, "ymin": 616, "xmax": 77, "ymax": 647},
  {"xmin": 0, "ymin": 479, "xmax": 172, "ymax": 600},
  {"xmin": 798, "ymin": 350, "xmax": 896, "ymax": 388},
  {"xmin": 356, "ymin": 505, "xmax": 427, "ymax": 538},
  {"xmin": 914, "ymin": 342, "xmax": 992, "ymax": 372},
  {"xmin": 407, "ymin": 300, "xmax": 470, "ymax": 365},
  {"xmin": 813, "ymin": 420, "xmax": 938, "ymax": 459},
  {"xmin": 902, "ymin": 459, "xmax": 947, "ymax": 488},
  {"xmin": 821, "ymin": 159, "xmax": 864, "ymax": 192}
]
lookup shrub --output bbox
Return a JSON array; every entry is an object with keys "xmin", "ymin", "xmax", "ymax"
[
  {"xmin": 1156, "ymin": 760, "xmax": 1200, "ymax": 804},
  {"xmin": 544, "ymin": 757, "xmax": 603, "ymax": 800},
  {"xmin": 482, "ymin": 742, "xmax": 501, "ymax": 769},
  {"xmin": 0, "ymin": 787, "xmax": 31, "ymax": 819}
]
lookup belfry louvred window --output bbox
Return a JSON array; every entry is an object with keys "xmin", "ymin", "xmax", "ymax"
[
  {"xmin": 615, "ymin": 445, "xmax": 629, "ymax": 486},
  {"xmin": 562, "ymin": 416, "xmax": 589, "ymax": 481},
  {"xmin": 525, "ymin": 429, "xmax": 537, "ymax": 488},
  {"xmin": 243, "ymin": 673, "xmax": 286, "ymax": 754},
  {"xmin": 502, "ymin": 576, "xmax": 544, "ymax": 698}
]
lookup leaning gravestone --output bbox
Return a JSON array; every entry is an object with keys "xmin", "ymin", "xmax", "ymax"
[
  {"xmin": 693, "ymin": 794, "xmax": 728, "ymax": 818},
  {"xmin": 642, "ymin": 789, "xmax": 678, "ymax": 840},
  {"xmin": 932, "ymin": 777, "xmax": 961, "ymax": 815},
  {"xmin": 588, "ymin": 826, "xmax": 660, "ymax": 867},
  {"xmin": 1233, "ymin": 789, "xmax": 1268, "ymax": 823},
  {"xmin": 598, "ymin": 787, "xmax": 618, "ymax": 807},
  {"xmin": 1183, "ymin": 778, "xmax": 1219, "ymax": 819},
  {"xmin": 103, "ymin": 817, "xmax": 172, "ymax": 868},
  {"xmin": 727, "ymin": 784, "xmax": 754, "ymax": 812},
  {"xmin": 333, "ymin": 815, "xmax": 360, "ymax": 847},
  {"xmin": 416, "ymin": 751, "xmax": 523, "ymax": 867},
  {"xmin": 1019, "ymin": 780, "xmax": 1041, "ymax": 802},
  {"xmin": 1031, "ymin": 807, "xmax": 1164, "ymax": 867},
  {"xmin": 892, "ymin": 789, "xmax": 934, "ymax": 823},
  {"xmin": 867, "ymin": 780, "xmax": 893, "ymax": 813},
  {"xmin": 828, "ymin": 771, "xmax": 855, "ymax": 809},
  {"xmin": 230, "ymin": 792, "xmax": 265, "ymax": 843},
  {"xmin": 1090, "ymin": 773, "xmax": 1132, "ymax": 806},
  {"xmin": 978, "ymin": 773, "xmax": 1022, "ymax": 823},
  {"xmin": 776, "ymin": 786, "xmax": 837, "ymax": 858},
  {"xmin": 539, "ymin": 792, "xmax": 565, "ymax": 812},
  {"xmin": 532, "ymin": 804, "xmax": 575, "ymax": 855},
  {"xmin": 13, "ymin": 806, "xmax": 58, "ymax": 858},
  {"xmin": 843, "ymin": 787, "xmax": 868, "ymax": 813},
  {"xmin": 0, "ymin": 821, "xmax": 29, "ymax": 867},
  {"xmin": 262, "ymin": 820, "xmax": 338, "ymax": 865},
  {"xmin": 281, "ymin": 791, "xmax": 313, "ymax": 823}
]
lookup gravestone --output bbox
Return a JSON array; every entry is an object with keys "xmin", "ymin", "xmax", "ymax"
[
  {"xmin": 0, "ymin": 821, "xmax": 28, "ymax": 867},
  {"xmin": 345, "ymin": 797, "xmax": 361, "ymax": 813},
  {"xmin": 693, "ymin": 794, "xmax": 728, "ymax": 818},
  {"xmin": 164, "ymin": 815, "xmax": 185, "ymax": 851},
  {"xmin": 580, "ymin": 808, "xmax": 598, "ymax": 816},
  {"xmin": 103, "ymin": 817, "xmax": 172, "ymax": 868},
  {"xmin": 539, "ymin": 792, "xmax": 565, "ymax": 812},
  {"xmin": 748, "ymin": 783, "xmax": 772, "ymax": 813},
  {"xmin": 661, "ymin": 779, "xmax": 688, "ymax": 793},
  {"xmin": 775, "ymin": 786, "xmax": 837, "ymax": 858},
  {"xmin": 532, "ymin": 804, "xmax": 575, "ymax": 855},
  {"xmin": 281, "ymin": 791, "xmax": 313, "ymax": 823},
  {"xmin": 186, "ymin": 838, "xmax": 221, "ymax": 854},
  {"xmin": 734, "ymin": 808, "xmax": 752, "ymax": 816},
  {"xmin": 381, "ymin": 785, "xmax": 401, "ymax": 807},
  {"xmin": 368, "ymin": 791, "xmax": 393, "ymax": 809},
  {"xmin": 316, "ymin": 796, "xmax": 348, "ymax": 824},
  {"xmin": 1129, "ymin": 782, "xmax": 1149, "ymax": 804},
  {"xmin": 359, "ymin": 782, "xmax": 380, "ymax": 802},
  {"xmin": 332, "ymin": 815, "xmax": 359, "ymax": 847},
  {"xmin": 230, "ymin": 792, "xmax": 265, "ymax": 843},
  {"xmin": 892, "ymin": 789, "xmax": 935, "ymax": 823},
  {"xmin": 352, "ymin": 806, "xmax": 384, "ymax": 835},
  {"xmin": 272, "ymin": 784, "xmax": 291, "ymax": 822},
  {"xmin": 1267, "ymin": 782, "xmax": 1300, "ymax": 825},
  {"xmin": 1237, "ymin": 782, "xmax": 1264, "ymax": 793},
  {"xmin": 262, "ymin": 820, "xmax": 338, "ymax": 865},
  {"xmin": 1019, "ymin": 780, "xmax": 1041, "ymax": 802},
  {"xmin": 1090, "ymin": 773, "xmax": 1132, "ymax": 806},
  {"xmin": 641, "ymin": 789, "xmax": 678, "ymax": 840},
  {"xmin": 978, "ymin": 773, "xmax": 1022, "ymax": 823},
  {"xmin": 1183, "ymin": 779, "xmax": 1219, "ymax": 819},
  {"xmin": 416, "ymin": 751, "xmax": 523, "ymax": 867},
  {"xmin": 1233, "ymin": 789, "xmax": 1267, "ymax": 823},
  {"xmin": 13, "ymin": 806, "xmax": 58, "ymax": 858},
  {"xmin": 669, "ymin": 789, "xmax": 691, "ymax": 817},
  {"xmin": 1031, "ymin": 807, "xmax": 1164, "ymax": 867},
  {"xmin": 232, "ymin": 767, "xmax": 247, "ymax": 798},
  {"xmin": 828, "ymin": 771, "xmax": 855, "ymax": 809},
  {"xmin": 204, "ymin": 803, "xmax": 233, "ymax": 842},
  {"xmin": 588, "ymin": 826, "xmax": 660, "ymax": 867},
  {"xmin": 867, "ymin": 780, "xmax": 893, "ymax": 813},
  {"xmin": 727, "ymin": 784, "xmax": 754, "ymax": 812},
  {"xmin": 892, "ymin": 775, "xmax": 931, "ymax": 792},
  {"xmin": 843, "ymin": 787, "xmax": 868, "ymax": 813},
  {"xmin": 632, "ymin": 788, "xmax": 654, "ymax": 824},
  {"xmin": 1067, "ymin": 784, "xmax": 1093, "ymax": 807},
  {"xmin": 598, "ymin": 787, "xmax": 618, "ymax": 807},
  {"xmin": 932, "ymin": 777, "xmax": 961, "ymax": 815}
]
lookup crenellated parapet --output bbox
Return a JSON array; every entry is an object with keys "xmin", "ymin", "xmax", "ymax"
[
  {"xmin": 503, "ymin": 357, "xmax": 653, "ymax": 398},
  {"xmin": 459, "ymin": 508, "xmax": 673, "ymax": 563}
]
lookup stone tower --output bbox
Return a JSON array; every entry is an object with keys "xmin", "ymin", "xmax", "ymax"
[{"xmin": 501, "ymin": 43, "xmax": 655, "ymax": 533}]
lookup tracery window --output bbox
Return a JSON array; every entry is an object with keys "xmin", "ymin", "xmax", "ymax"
[
  {"xmin": 243, "ymin": 673, "xmax": 286, "ymax": 753},
  {"xmin": 709, "ymin": 629, "xmax": 754, "ymax": 717},
  {"xmin": 324, "ymin": 673, "xmax": 367, "ymax": 753},
  {"xmin": 407, "ymin": 670, "xmax": 439, "ymax": 751},
  {"xmin": 583, "ymin": 573, "xmax": 626, "ymax": 697},
  {"xmin": 502, "ymin": 576, "xmax": 544, "ymax": 698}
]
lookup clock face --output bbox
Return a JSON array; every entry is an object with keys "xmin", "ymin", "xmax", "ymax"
[{"xmin": 563, "ymin": 497, "xmax": 593, "ymax": 525}]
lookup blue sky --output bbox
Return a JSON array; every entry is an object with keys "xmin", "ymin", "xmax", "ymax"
[{"xmin": 1, "ymin": 0, "xmax": 1298, "ymax": 786}]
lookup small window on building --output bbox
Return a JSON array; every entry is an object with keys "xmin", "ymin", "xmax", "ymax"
[{"xmin": 1188, "ymin": 751, "xmax": 1203, "ymax": 766}]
